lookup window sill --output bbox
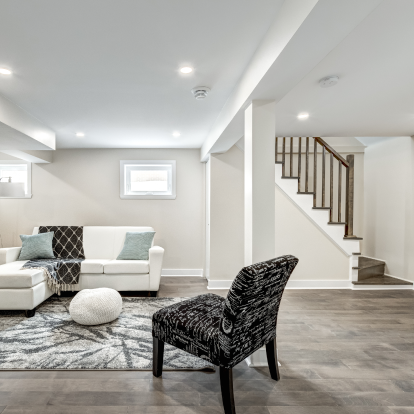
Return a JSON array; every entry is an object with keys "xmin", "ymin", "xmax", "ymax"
[
  {"xmin": 0, "ymin": 194, "xmax": 32, "ymax": 199},
  {"xmin": 120, "ymin": 194, "xmax": 176, "ymax": 200}
]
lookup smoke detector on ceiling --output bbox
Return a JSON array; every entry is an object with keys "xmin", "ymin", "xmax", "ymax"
[
  {"xmin": 191, "ymin": 86, "xmax": 211, "ymax": 100},
  {"xmin": 319, "ymin": 75, "xmax": 339, "ymax": 88}
]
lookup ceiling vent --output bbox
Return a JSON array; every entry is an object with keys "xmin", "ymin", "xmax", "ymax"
[
  {"xmin": 319, "ymin": 75, "xmax": 339, "ymax": 88},
  {"xmin": 191, "ymin": 86, "xmax": 211, "ymax": 100}
]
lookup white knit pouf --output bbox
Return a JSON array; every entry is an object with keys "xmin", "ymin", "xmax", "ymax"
[{"xmin": 69, "ymin": 288, "xmax": 123, "ymax": 326}]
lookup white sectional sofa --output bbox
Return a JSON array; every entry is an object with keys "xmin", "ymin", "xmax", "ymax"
[{"xmin": 0, "ymin": 226, "xmax": 164, "ymax": 317}]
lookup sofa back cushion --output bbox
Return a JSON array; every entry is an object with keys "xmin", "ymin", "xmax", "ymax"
[{"xmin": 33, "ymin": 226, "xmax": 155, "ymax": 260}]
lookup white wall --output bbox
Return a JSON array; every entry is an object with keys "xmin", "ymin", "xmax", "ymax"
[
  {"xmin": 0, "ymin": 149, "xmax": 205, "ymax": 270},
  {"xmin": 363, "ymin": 136, "xmax": 414, "ymax": 280},
  {"xmin": 208, "ymin": 145, "xmax": 244, "ymax": 281},
  {"xmin": 275, "ymin": 185, "xmax": 349, "ymax": 280}
]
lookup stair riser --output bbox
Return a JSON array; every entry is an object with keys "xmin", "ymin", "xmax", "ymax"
[
  {"xmin": 358, "ymin": 264, "xmax": 385, "ymax": 281},
  {"xmin": 359, "ymin": 256, "xmax": 385, "ymax": 269}
]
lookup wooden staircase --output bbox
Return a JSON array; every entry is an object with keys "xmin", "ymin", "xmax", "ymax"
[
  {"xmin": 275, "ymin": 137, "xmax": 411, "ymax": 289},
  {"xmin": 353, "ymin": 256, "xmax": 412, "ymax": 287}
]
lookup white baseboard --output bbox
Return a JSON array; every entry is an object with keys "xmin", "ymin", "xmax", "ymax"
[
  {"xmin": 352, "ymin": 284, "xmax": 412, "ymax": 290},
  {"xmin": 286, "ymin": 280, "xmax": 352, "ymax": 289},
  {"xmin": 207, "ymin": 279, "xmax": 233, "ymax": 289},
  {"xmin": 161, "ymin": 269, "xmax": 204, "ymax": 277},
  {"xmin": 208, "ymin": 279, "xmax": 352, "ymax": 290},
  {"xmin": 208, "ymin": 278, "xmax": 413, "ymax": 290}
]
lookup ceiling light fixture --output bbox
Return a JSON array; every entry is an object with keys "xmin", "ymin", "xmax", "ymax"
[
  {"xmin": 319, "ymin": 75, "xmax": 339, "ymax": 88},
  {"xmin": 297, "ymin": 113, "xmax": 309, "ymax": 120},
  {"xmin": 0, "ymin": 68, "xmax": 12, "ymax": 75},
  {"xmin": 180, "ymin": 67, "xmax": 193, "ymax": 74},
  {"xmin": 172, "ymin": 131, "xmax": 181, "ymax": 137},
  {"xmin": 75, "ymin": 132, "xmax": 85, "ymax": 137}
]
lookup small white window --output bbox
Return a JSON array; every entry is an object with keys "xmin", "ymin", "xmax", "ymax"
[
  {"xmin": 120, "ymin": 160, "xmax": 176, "ymax": 199},
  {"xmin": 0, "ymin": 161, "xmax": 32, "ymax": 198}
]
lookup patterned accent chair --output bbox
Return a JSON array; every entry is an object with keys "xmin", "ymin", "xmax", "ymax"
[{"xmin": 152, "ymin": 255, "xmax": 299, "ymax": 414}]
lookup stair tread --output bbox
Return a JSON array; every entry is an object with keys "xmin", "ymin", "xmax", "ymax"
[
  {"xmin": 313, "ymin": 207, "xmax": 331, "ymax": 210},
  {"xmin": 282, "ymin": 176, "xmax": 299, "ymax": 179},
  {"xmin": 328, "ymin": 222, "xmax": 346, "ymax": 225},
  {"xmin": 343, "ymin": 236, "xmax": 363, "ymax": 240},
  {"xmin": 298, "ymin": 192, "xmax": 314, "ymax": 195},
  {"xmin": 353, "ymin": 275, "xmax": 413, "ymax": 286},
  {"xmin": 275, "ymin": 161, "xmax": 284, "ymax": 164},
  {"xmin": 352, "ymin": 252, "xmax": 361, "ymax": 255}
]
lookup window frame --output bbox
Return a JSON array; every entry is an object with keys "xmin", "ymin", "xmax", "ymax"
[
  {"xmin": 0, "ymin": 160, "xmax": 32, "ymax": 199},
  {"xmin": 120, "ymin": 160, "xmax": 176, "ymax": 200}
]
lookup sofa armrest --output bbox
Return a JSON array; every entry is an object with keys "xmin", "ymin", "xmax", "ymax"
[
  {"xmin": 0, "ymin": 247, "xmax": 22, "ymax": 265},
  {"xmin": 149, "ymin": 246, "xmax": 164, "ymax": 291}
]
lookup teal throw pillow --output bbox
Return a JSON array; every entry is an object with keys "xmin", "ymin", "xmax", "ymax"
[
  {"xmin": 117, "ymin": 232, "xmax": 155, "ymax": 260},
  {"xmin": 18, "ymin": 232, "xmax": 55, "ymax": 261}
]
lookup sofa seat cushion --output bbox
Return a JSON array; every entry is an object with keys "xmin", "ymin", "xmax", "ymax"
[
  {"xmin": 0, "ymin": 261, "xmax": 45, "ymax": 288},
  {"xmin": 81, "ymin": 259, "xmax": 111, "ymax": 274},
  {"xmin": 104, "ymin": 260, "xmax": 149, "ymax": 274}
]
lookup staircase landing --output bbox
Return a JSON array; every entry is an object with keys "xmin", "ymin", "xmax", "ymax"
[
  {"xmin": 353, "ymin": 256, "xmax": 412, "ymax": 288},
  {"xmin": 353, "ymin": 275, "xmax": 413, "ymax": 286}
]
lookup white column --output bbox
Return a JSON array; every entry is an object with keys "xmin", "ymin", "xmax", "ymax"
[{"xmin": 244, "ymin": 100, "xmax": 276, "ymax": 266}]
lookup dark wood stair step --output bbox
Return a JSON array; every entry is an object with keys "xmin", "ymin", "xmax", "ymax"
[
  {"xmin": 343, "ymin": 236, "xmax": 363, "ymax": 240},
  {"xmin": 328, "ymin": 222, "xmax": 346, "ymax": 225},
  {"xmin": 353, "ymin": 275, "xmax": 412, "ymax": 286},
  {"xmin": 298, "ymin": 192, "xmax": 314, "ymax": 195},
  {"xmin": 312, "ymin": 207, "xmax": 331, "ymax": 210},
  {"xmin": 281, "ymin": 176, "xmax": 299, "ymax": 179}
]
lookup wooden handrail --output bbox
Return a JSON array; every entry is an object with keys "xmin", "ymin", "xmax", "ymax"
[{"xmin": 314, "ymin": 137, "xmax": 349, "ymax": 167}]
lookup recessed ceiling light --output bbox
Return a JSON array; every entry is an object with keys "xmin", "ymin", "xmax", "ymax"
[
  {"xmin": 180, "ymin": 67, "xmax": 193, "ymax": 74},
  {"xmin": 297, "ymin": 113, "xmax": 309, "ymax": 120},
  {"xmin": 0, "ymin": 68, "xmax": 12, "ymax": 75},
  {"xmin": 75, "ymin": 132, "xmax": 85, "ymax": 137},
  {"xmin": 172, "ymin": 131, "xmax": 181, "ymax": 137}
]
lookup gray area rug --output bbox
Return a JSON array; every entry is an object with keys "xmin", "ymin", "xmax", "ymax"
[{"xmin": 0, "ymin": 296, "xmax": 215, "ymax": 370}]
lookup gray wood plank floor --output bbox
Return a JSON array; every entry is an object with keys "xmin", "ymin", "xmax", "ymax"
[{"xmin": 1, "ymin": 277, "xmax": 414, "ymax": 413}]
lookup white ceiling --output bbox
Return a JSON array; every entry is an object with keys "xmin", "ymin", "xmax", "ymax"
[
  {"xmin": 273, "ymin": 0, "xmax": 414, "ymax": 137},
  {"xmin": 0, "ymin": 0, "xmax": 283, "ymax": 149},
  {"xmin": 1, "ymin": 0, "xmax": 413, "ymax": 153}
]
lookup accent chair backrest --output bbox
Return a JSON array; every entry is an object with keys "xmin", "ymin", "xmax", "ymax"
[
  {"xmin": 32, "ymin": 226, "xmax": 155, "ymax": 260},
  {"xmin": 218, "ymin": 255, "xmax": 298, "ymax": 368}
]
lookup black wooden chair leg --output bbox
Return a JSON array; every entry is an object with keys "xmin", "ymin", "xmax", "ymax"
[
  {"xmin": 266, "ymin": 337, "xmax": 280, "ymax": 381},
  {"xmin": 153, "ymin": 337, "xmax": 164, "ymax": 377},
  {"xmin": 24, "ymin": 309, "xmax": 36, "ymax": 318},
  {"xmin": 220, "ymin": 367, "xmax": 236, "ymax": 414}
]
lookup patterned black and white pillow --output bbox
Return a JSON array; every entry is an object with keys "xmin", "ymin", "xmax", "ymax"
[{"xmin": 39, "ymin": 226, "xmax": 85, "ymax": 259}]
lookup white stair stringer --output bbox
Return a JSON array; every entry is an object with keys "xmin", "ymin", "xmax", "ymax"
[{"xmin": 275, "ymin": 164, "xmax": 360, "ymax": 258}]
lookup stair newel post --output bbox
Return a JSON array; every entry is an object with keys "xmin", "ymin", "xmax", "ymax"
[
  {"xmin": 298, "ymin": 137, "xmax": 302, "ymax": 193},
  {"xmin": 275, "ymin": 137, "xmax": 278, "ymax": 163},
  {"xmin": 290, "ymin": 137, "xmax": 293, "ymax": 177},
  {"xmin": 329, "ymin": 152, "xmax": 333, "ymax": 223},
  {"xmin": 313, "ymin": 138, "xmax": 317, "ymax": 207},
  {"xmin": 322, "ymin": 146, "xmax": 326, "ymax": 207},
  {"xmin": 282, "ymin": 137, "xmax": 286, "ymax": 177},
  {"xmin": 338, "ymin": 161, "xmax": 342, "ymax": 223},
  {"xmin": 345, "ymin": 154, "xmax": 355, "ymax": 238},
  {"xmin": 305, "ymin": 137, "xmax": 309, "ymax": 193}
]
